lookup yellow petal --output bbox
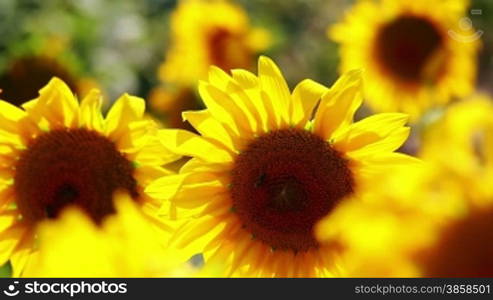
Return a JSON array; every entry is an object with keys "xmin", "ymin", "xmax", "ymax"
[
  {"xmin": 313, "ymin": 70, "xmax": 363, "ymax": 140},
  {"xmin": 129, "ymin": 133, "xmax": 181, "ymax": 166},
  {"xmin": 171, "ymin": 219, "xmax": 227, "ymax": 262},
  {"xmin": 119, "ymin": 120, "xmax": 161, "ymax": 155},
  {"xmin": 180, "ymin": 157, "xmax": 231, "ymax": 174},
  {"xmin": 79, "ymin": 89, "xmax": 104, "ymax": 132},
  {"xmin": 182, "ymin": 110, "xmax": 237, "ymax": 152},
  {"xmin": 208, "ymin": 66, "xmax": 234, "ymax": 90},
  {"xmin": 29, "ymin": 77, "xmax": 79, "ymax": 129},
  {"xmin": 105, "ymin": 93, "xmax": 146, "ymax": 140},
  {"xmin": 353, "ymin": 153, "xmax": 422, "ymax": 181},
  {"xmin": 0, "ymin": 101, "xmax": 27, "ymax": 133},
  {"xmin": 226, "ymin": 233, "xmax": 255, "ymax": 274},
  {"xmin": 173, "ymin": 181, "xmax": 227, "ymax": 209},
  {"xmin": 349, "ymin": 127, "xmax": 410, "ymax": 159},
  {"xmin": 258, "ymin": 56, "xmax": 291, "ymax": 126},
  {"xmin": 0, "ymin": 186, "xmax": 15, "ymax": 209},
  {"xmin": 171, "ymin": 216, "xmax": 222, "ymax": 249},
  {"xmin": 0, "ymin": 220, "xmax": 23, "ymax": 266},
  {"xmin": 291, "ymin": 79, "xmax": 329, "ymax": 127},
  {"xmin": 333, "ymin": 113, "xmax": 410, "ymax": 154},
  {"xmin": 230, "ymin": 69, "xmax": 269, "ymax": 133},
  {"xmin": 0, "ymin": 210, "xmax": 18, "ymax": 233},
  {"xmin": 134, "ymin": 165, "xmax": 172, "ymax": 186},
  {"xmin": 145, "ymin": 173, "xmax": 189, "ymax": 203},
  {"xmin": 158, "ymin": 129, "xmax": 233, "ymax": 163},
  {"xmin": 198, "ymin": 82, "xmax": 253, "ymax": 137},
  {"xmin": 230, "ymin": 69, "xmax": 259, "ymax": 89},
  {"xmin": 9, "ymin": 232, "xmax": 33, "ymax": 277},
  {"xmin": 209, "ymin": 67, "xmax": 266, "ymax": 134},
  {"xmin": 0, "ymin": 130, "xmax": 23, "ymax": 149}
]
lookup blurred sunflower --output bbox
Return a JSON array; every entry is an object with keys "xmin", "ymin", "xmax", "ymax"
[
  {"xmin": 150, "ymin": 0, "xmax": 270, "ymax": 128},
  {"xmin": 0, "ymin": 37, "xmax": 99, "ymax": 106},
  {"xmin": 146, "ymin": 56, "xmax": 416, "ymax": 277},
  {"xmin": 316, "ymin": 164, "xmax": 450, "ymax": 277},
  {"xmin": 326, "ymin": 97, "xmax": 493, "ymax": 277},
  {"xmin": 416, "ymin": 96, "xmax": 493, "ymax": 277},
  {"xmin": 158, "ymin": 0, "xmax": 270, "ymax": 86},
  {"xmin": 22, "ymin": 193, "xmax": 196, "ymax": 277},
  {"xmin": 0, "ymin": 56, "xmax": 77, "ymax": 106},
  {"xmin": 0, "ymin": 78, "xmax": 179, "ymax": 276},
  {"xmin": 421, "ymin": 94, "xmax": 493, "ymax": 184},
  {"xmin": 329, "ymin": 0, "xmax": 479, "ymax": 119},
  {"xmin": 148, "ymin": 86, "xmax": 198, "ymax": 130}
]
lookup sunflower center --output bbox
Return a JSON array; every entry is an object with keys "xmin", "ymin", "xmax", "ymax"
[
  {"xmin": 419, "ymin": 207, "xmax": 493, "ymax": 277},
  {"xmin": 267, "ymin": 176, "xmax": 307, "ymax": 212},
  {"xmin": 374, "ymin": 15, "xmax": 444, "ymax": 84},
  {"xmin": 230, "ymin": 129, "xmax": 354, "ymax": 252},
  {"xmin": 14, "ymin": 128, "xmax": 138, "ymax": 225},
  {"xmin": 0, "ymin": 56, "xmax": 77, "ymax": 106}
]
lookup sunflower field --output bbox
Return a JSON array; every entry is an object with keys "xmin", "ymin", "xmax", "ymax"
[{"xmin": 0, "ymin": 0, "xmax": 492, "ymax": 278}]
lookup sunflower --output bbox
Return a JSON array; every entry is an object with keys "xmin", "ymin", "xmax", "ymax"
[
  {"xmin": 146, "ymin": 56, "xmax": 416, "ymax": 277},
  {"xmin": 0, "ymin": 78, "xmax": 179, "ymax": 276},
  {"xmin": 158, "ymin": 0, "xmax": 270, "ymax": 87},
  {"xmin": 326, "ymin": 97, "xmax": 493, "ymax": 277},
  {"xmin": 329, "ymin": 0, "xmax": 479, "ymax": 119},
  {"xmin": 421, "ymin": 94, "xmax": 493, "ymax": 187},
  {"xmin": 0, "ymin": 36, "xmax": 99, "ymax": 106},
  {"xmin": 148, "ymin": 86, "xmax": 200, "ymax": 131},
  {"xmin": 316, "ymin": 163, "xmax": 453, "ymax": 277},
  {"xmin": 415, "ymin": 97, "xmax": 493, "ymax": 277},
  {"xmin": 150, "ymin": 0, "xmax": 269, "ymax": 130},
  {"xmin": 22, "ymin": 193, "xmax": 197, "ymax": 277},
  {"xmin": 0, "ymin": 55, "xmax": 77, "ymax": 106}
]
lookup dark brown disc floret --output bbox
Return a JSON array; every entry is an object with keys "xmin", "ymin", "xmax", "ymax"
[
  {"xmin": 230, "ymin": 129, "xmax": 354, "ymax": 252},
  {"xmin": 374, "ymin": 15, "xmax": 445, "ymax": 85},
  {"xmin": 15, "ymin": 128, "xmax": 138, "ymax": 225},
  {"xmin": 419, "ymin": 207, "xmax": 493, "ymax": 277}
]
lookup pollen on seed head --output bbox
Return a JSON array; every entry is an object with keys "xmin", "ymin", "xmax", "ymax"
[
  {"xmin": 14, "ymin": 128, "xmax": 139, "ymax": 225},
  {"xmin": 230, "ymin": 128, "xmax": 354, "ymax": 253}
]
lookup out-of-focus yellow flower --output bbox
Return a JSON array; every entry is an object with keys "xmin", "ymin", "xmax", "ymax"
[
  {"xmin": 146, "ymin": 56, "xmax": 417, "ymax": 277},
  {"xmin": 148, "ymin": 86, "xmax": 200, "ymax": 131},
  {"xmin": 329, "ymin": 0, "xmax": 479, "ymax": 119},
  {"xmin": 22, "ymin": 193, "xmax": 192, "ymax": 277},
  {"xmin": 0, "ymin": 78, "xmax": 180, "ymax": 276},
  {"xmin": 0, "ymin": 37, "xmax": 101, "ymax": 105},
  {"xmin": 326, "ymin": 97, "xmax": 493, "ymax": 277},
  {"xmin": 0, "ymin": 56, "xmax": 78, "ymax": 106},
  {"xmin": 151, "ymin": 0, "xmax": 270, "ymax": 130},
  {"xmin": 316, "ymin": 163, "xmax": 460, "ymax": 277},
  {"xmin": 421, "ymin": 95, "xmax": 493, "ymax": 194},
  {"xmin": 416, "ymin": 98, "xmax": 493, "ymax": 277},
  {"xmin": 158, "ymin": 0, "xmax": 270, "ymax": 86}
]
